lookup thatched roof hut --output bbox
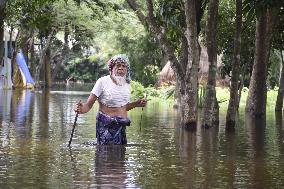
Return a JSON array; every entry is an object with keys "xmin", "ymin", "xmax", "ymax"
[
  {"xmin": 155, "ymin": 61, "xmax": 175, "ymax": 87},
  {"xmin": 156, "ymin": 45, "xmax": 223, "ymax": 87}
]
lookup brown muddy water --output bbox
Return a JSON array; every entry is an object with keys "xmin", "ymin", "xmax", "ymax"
[{"xmin": 0, "ymin": 88, "xmax": 284, "ymax": 188}]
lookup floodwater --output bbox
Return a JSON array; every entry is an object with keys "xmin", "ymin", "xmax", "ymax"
[{"xmin": 1, "ymin": 88, "xmax": 284, "ymax": 188}]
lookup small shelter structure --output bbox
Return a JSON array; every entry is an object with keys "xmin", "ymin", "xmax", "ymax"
[{"xmin": 156, "ymin": 45, "xmax": 223, "ymax": 87}]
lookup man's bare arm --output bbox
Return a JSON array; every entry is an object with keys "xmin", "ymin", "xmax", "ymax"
[
  {"xmin": 75, "ymin": 93, "xmax": 97, "ymax": 114},
  {"xmin": 126, "ymin": 99, "xmax": 147, "ymax": 111}
]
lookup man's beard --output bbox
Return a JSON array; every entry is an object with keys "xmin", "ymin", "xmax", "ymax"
[{"xmin": 112, "ymin": 74, "xmax": 127, "ymax": 86}]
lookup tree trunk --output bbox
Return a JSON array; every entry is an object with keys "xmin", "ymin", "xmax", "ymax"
[
  {"xmin": 245, "ymin": 8, "xmax": 277, "ymax": 117},
  {"xmin": 11, "ymin": 30, "xmax": 20, "ymax": 86},
  {"xmin": 174, "ymin": 36, "xmax": 189, "ymax": 109},
  {"xmin": 180, "ymin": 36, "xmax": 189, "ymax": 75},
  {"xmin": 226, "ymin": 0, "xmax": 242, "ymax": 130},
  {"xmin": 35, "ymin": 29, "xmax": 55, "ymax": 87},
  {"xmin": 126, "ymin": 0, "xmax": 201, "ymax": 128},
  {"xmin": 18, "ymin": 30, "xmax": 30, "ymax": 64},
  {"xmin": 0, "ymin": 0, "xmax": 6, "ymax": 63},
  {"xmin": 51, "ymin": 22, "xmax": 70, "ymax": 81},
  {"xmin": 183, "ymin": 0, "xmax": 201, "ymax": 129},
  {"xmin": 0, "ymin": 22, "xmax": 3, "ymax": 63},
  {"xmin": 29, "ymin": 35, "xmax": 35, "ymax": 77},
  {"xmin": 127, "ymin": 0, "xmax": 204, "ymax": 128},
  {"xmin": 44, "ymin": 48, "xmax": 52, "ymax": 88},
  {"xmin": 275, "ymin": 50, "xmax": 284, "ymax": 111},
  {"xmin": 201, "ymin": 0, "xmax": 219, "ymax": 128}
]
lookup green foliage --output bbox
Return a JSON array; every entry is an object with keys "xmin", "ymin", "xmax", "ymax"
[
  {"xmin": 272, "ymin": 7, "xmax": 284, "ymax": 51},
  {"xmin": 3, "ymin": 0, "xmax": 283, "ymax": 90},
  {"xmin": 58, "ymin": 55, "xmax": 108, "ymax": 82},
  {"xmin": 216, "ymin": 0, "xmax": 255, "ymax": 87},
  {"xmin": 156, "ymin": 0, "xmax": 185, "ymax": 48},
  {"xmin": 216, "ymin": 0, "xmax": 283, "ymax": 88},
  {"xmin": 118, "ymin": 33, "xmax": 163, "ymax": 86},
  {"xmin": 5, "ymin": 0, "xmax": 58, "ymax": 31},
  {"xmin": 156, "ymin": 0, "xmax": 208, "ymax": 46},
  {"xmin": 198, "ymin": 85, "xmax": 205, "ymax": 108},
  {"xmin": 243, "ymin": 0, "xmax": 283, "ymax": 20},
  {"xmin": 130, "ymin": 80, "xmax": 173, "ymax": 100},
  {"xmin": 130, "ymin": 80, "xmax": 145, "ymax": 99},
  {"xmin": 53, "ymin": 0, "xmax": 105, "ymax": 54},
  {"xmin": 162, "ymin": 85, "xmax": 175, "ymax": 99},
  {"xmin": 93, "ymin": 6, "xmax": 163, "ymax": 86},
  {"xmin": 4, "ymin": 0, "xmax": 165, "ymax": 86},
  {"xmin": 267, "ymin": 49, "xmax": 281, "ymax": 89}
]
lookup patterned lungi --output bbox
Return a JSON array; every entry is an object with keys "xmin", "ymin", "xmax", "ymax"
[{"xmin": 96, "ymin": 111, "xmax": 131, "ymax": 145}]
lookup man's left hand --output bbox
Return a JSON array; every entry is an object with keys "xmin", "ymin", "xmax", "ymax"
[{"xmin": 136, "ymin": 98, "xmax": 147, "ymax": 107}]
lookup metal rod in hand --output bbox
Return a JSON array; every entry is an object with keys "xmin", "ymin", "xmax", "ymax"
[
  {"xmin": 68, "ymin": 111, "xmax": 79, "ymax": 147},
  {"xmin": 139, "ymin": 95, "xmax": 147, "ymax": 131},
  {"xmin": 139, "ymin": 106, "xmax": 144, "ymax": 131}
]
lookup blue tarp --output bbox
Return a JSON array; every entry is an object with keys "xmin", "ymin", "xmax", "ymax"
[{"xmin": 16, "ymin": 50, "xmax": 35, "ymax": 85}]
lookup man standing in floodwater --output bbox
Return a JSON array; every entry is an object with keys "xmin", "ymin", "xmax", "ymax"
[{"xmin": 74, "ymin": 54, "xmax": 147, "ymax": 145}]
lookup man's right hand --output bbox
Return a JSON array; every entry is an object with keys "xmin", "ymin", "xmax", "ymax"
[{"xmin": 74, "ymin": 100, "xmax": 83, "ymax": 114}]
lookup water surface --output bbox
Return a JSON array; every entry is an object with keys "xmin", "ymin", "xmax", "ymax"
[{"xmin": 0, "ymin": 88, "xmax": 284, "ymax": 188}]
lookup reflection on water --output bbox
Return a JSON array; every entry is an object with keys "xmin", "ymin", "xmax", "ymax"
[
  {"xmin": 245, "ymin": 115, "xmax": 266, "ymax": 188},
  {"xmin": 94, "ymin": 146, "xmax": 128, "ymax": 188},
  {"xmin": 1, "ymin": 89, "xmax": 284, "ymax": 188}
]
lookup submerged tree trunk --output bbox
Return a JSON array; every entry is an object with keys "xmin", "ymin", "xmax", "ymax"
[
  {"xmin": 201, "ymin": 0, "xmax": 219, "ymax": 128},
  {"xmin": 245, "ymin": 9, "xmax": 277, "ymax": 117},
  {"xmin": 29, "ymin": 34, "xmax": 35, "ymax": 77},
  {"xmin": 44, "ymin": 48, "xmax": 52, "ymax": 88},
  {"xmin": 226, "ymin": 0, "xmax": 242, "ymax": 130},
  {"xmin": 275, "ymin": 51, "xmax": 284, "ymax": 111},
  {"xmin": 126, "ymin": 0, "xmax": 201, "ymax": 128},
  {"xmin": 183, "ymin": 0, "xmax": 201, "ymax": 129}
]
